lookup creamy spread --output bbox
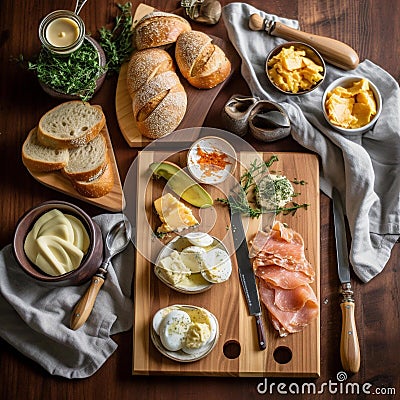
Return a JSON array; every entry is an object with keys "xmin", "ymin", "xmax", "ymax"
[{"xmin": 24, "ymin": 209, "xmax": 90, "ymax": 276}]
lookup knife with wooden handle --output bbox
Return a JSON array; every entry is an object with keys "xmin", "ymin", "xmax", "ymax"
[
  {"xmin": 332, "ymin": 188, "xmax": 360, "ymax": 373},
  {"xmin": 249, "ymin": 14, "xmax": 359, "ymax": 70}
]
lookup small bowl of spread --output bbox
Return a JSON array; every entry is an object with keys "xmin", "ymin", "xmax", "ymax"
[
  {"xmin": 187, "ymin": 136, "xmax": 237, "ymax": 185},
  {"xmin": 322, "ymin": 76, "xmax": 382, "ymax": 135},
  {"xmin": 13, "ymin": 200, "xmax": 103, "ymax": 286}
]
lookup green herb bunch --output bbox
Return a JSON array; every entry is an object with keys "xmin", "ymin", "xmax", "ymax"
[
  {"xmin": 99, "ymin": 2, "xmax": 134, "ymax": 75},
  {"xmin": 217, "ymin": 155, "xmax": 309, "ymax": 218},
  {"xmin": 27, "ymin": 41, "xmax": 105, "ymax": 101}
]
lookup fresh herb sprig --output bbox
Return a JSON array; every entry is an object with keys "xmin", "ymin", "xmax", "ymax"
[
  {"xmin": 27, "ymin": 41, "xmax": 105, "ymax": 101},
  {"xmin": 216, "ymin": 155, "xmax": 309, "ymax": 218},
  {"xmin": 99, "ymin": 2, "xmax": 134, "ymax": 74}
]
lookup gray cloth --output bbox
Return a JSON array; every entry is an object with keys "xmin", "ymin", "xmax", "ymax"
[
  {"xmin": 223, "ymin": 3, "xmax": 400, "ymax": 282},
  {"xmin": 0, "ymin": 213, "xmax": 134, "ymax": 378}
]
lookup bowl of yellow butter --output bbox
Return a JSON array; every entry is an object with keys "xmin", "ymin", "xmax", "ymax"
[
  {"xmin": 322, "ymin": 76, "xmax": 382, "ymax": 134},
  {"xmin": 13, "ymin": 200, "xmax": 103, "ymax": 285},
  {"xmin": 266, "ymin": 41, "xmax": 326, "ymax": 95}
]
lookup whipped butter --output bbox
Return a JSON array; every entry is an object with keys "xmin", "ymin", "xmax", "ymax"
[{"xmin": 24, "ymin": 209, "xmax": 90, "ymax": 276}]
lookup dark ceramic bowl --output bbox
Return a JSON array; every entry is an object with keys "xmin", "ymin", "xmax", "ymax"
[
  {"xmin": 38, "ymin": 36, "xmax": 107, "ymax": 101},
  {"xmin": 265, "ymin": 41, "xmax": 326, "ymax": 95},
  {"xmin": 13, "ymin": 201, "xmax": 103, "ymax": 286}
]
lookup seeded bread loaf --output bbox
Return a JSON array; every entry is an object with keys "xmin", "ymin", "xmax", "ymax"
[
  {"xmin": 22, "ymin": 127, "xmax": 69, "ymax": 172},
  {"xmin": 127, "ymin": 49, "xmax": 187, "ymax": 139},
  {"xmin": 175, "ymin": 30, "xmax": 231, "ymax": 89},
  {"xmin": 133, "ymin": 11, "xmax": 191, "ymax": 50},
  {"xmin": 62, "ymin": 133, "xmax": 107, "ymax": 181},
  {"xmin": 37, "ymin": 101, "xmax": 106, "ymax": 149}
]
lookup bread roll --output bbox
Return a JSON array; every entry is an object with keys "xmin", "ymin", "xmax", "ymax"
[
  {"xmin": 175, "ymin": 30, "xmax": 231, "ymax": 89},
  {"xmin": 127, "ymin": 49, "xmax": 187, "ymax": 139},
  {"xmin": 134, "ymin": 11, "xmax": 191, "ymax": 50}
]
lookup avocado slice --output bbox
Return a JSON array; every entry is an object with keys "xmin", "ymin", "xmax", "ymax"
[{"xmin": 149, "ymin": 161, "xmax": 213, "ymax": 208}]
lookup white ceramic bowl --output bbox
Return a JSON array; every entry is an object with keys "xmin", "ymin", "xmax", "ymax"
[
  {"xmin": 322, "ymin": 76, "xmax": 382, "ymax": 135},
  {"xmin": 187, "ymin": 136, "xmax": 237, "ymax": 184}
]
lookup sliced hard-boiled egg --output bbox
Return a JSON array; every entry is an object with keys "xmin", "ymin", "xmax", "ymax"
[
  {"xmin": 158, "ymin": 309, "xmax": 192, "ymax": 351},
  {"xmin": 200, "ymin": 248, "xmax": 232, "ymax": 283},
  {"xmin": 180, "ymin": 246, "xmax": 206, "ymax": 273},
  {"xmin": 184, "ymin": 232, "xmax": 214, "ymax": 247}
]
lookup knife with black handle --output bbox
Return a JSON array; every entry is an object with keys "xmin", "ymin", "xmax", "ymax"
[
  {"xmin": 231, "ymin": 211, "xmax": 266, "ymax": 350},
  {"xmin": 332, "ymin": 188, "xmax": 360, "ymax": 373}
]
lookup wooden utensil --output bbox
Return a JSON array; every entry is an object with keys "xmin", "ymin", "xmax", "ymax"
[{"xmin": 249, "ymin": 13, "xmax": 359, "ymax": 70}]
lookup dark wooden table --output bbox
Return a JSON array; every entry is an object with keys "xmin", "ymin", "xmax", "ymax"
[{"xmin": 1, "ymin": 1, "xmax": 399, "ymax": 399}]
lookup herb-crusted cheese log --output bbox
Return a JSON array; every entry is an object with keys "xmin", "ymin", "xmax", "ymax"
[{"xmin": 37, "ymin": 101, "xmax": 106, "ymax": 149}]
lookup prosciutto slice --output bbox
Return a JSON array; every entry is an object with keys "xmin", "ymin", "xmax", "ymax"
[{"xmin": 253, "ymin": 221, "xmax": 318, "ymax": 336}]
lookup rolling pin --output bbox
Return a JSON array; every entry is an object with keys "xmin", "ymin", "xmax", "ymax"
[{"xmin": 249, "ymin": 14, "xmax": 359, "ymax": 70}]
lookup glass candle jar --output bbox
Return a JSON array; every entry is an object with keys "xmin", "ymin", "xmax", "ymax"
[{"xmin": 39, "ymin": 10, "xmax": 85, "ymax": 55}]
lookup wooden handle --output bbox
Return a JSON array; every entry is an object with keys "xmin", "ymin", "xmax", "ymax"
[
  {"xmin": 70, "ymin": 275, "xmax": 105, "ymax": 330},
  {"xmin": 255, "ymin": 315, "xmax": 267, "ymax": 350},
  {"xmin": 340, "ymin": 301, "xmax": 360, "ymax": 373},
  {"xmin": 271, "ymin": 22, "xmax": 359, "ymax": 70}
]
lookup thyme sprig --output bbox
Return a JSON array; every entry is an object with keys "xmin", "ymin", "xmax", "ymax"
[
  {"xmin": 216, "ymin": 155, "xmax": 309, "ymax": 218},
  {"xmin": 99, "ymin": 2, "xmax": 134, "ymax": 75}
]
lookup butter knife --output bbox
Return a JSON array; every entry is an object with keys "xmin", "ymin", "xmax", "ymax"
[{"xmin": 332, "ymin": 188, "xmax": 360, "ymax": 373}]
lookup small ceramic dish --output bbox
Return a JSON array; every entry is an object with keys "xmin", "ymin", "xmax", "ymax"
[
  {"xmin": 322, "ymin": 76, "xmax": 382, "ymax": 135},
  {"xmin": 266, "ymin": 41, "xmax": 326, "ymax": 95},
  {"xmin": 151, "ymin": 304, "xmax": 219, "ymax": 362},
  {"xmin": 154, "ymin": 233, "xmax": 232, "ymax": 294},
  {"xmin": 187, "ymin": 136, "xmax": 237, "ymax": 184},
  {"xmin": 13, "ymin": 200, "xmax": 103, "ymax": 286}
]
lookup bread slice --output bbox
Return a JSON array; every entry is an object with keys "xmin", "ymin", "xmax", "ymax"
[
  {"xmin": 22, "ymin": 127, "xmax": 69, "ymax": 172},
  {"xmin": 37, "ymin": 101, "xmax": 106, "ymax": 149},
  {"xmin": 70, "ymin": 157, "xmax": 114, "ymax": 198},
  {"xmin": 62, "ymin": 133, "xmax": 107, "ymax": 181}
]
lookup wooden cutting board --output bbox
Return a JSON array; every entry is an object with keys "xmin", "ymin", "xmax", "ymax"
[
  {"xmin": 130, "ymin": 150, "xmax": 320, "ymax": 377},
  {"xmin": 115, "ymin": 4, "xmax": 239, "ymax": 147},
  {"xmin": 26, "ymin": 123, "xmax": 125, "ymax": 212}
]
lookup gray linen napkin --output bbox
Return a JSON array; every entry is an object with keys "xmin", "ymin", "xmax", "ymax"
[
  {"xmin": 0, "ymin": 213, "xmax": 134, "ymax": 378},
  {"xmin": 223, "ymin": 3, "xmax": 400, "ymax": 282}
]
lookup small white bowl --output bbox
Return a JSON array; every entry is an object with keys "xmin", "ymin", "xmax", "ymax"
[
  {"xmin": 322, "ymin": 76, "xmax": 382, "ymax": 135},
  {"xmin": 187, "ymin": 136, "xmax": 237, "ymax": 184}
]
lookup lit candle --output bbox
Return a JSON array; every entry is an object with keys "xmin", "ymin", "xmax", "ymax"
[
  {"xmin": 39, "ymin": 10, "xmax": 85, "ymax": 55},
  {"xmin": 45, "ymin": 17, "xmax": 80, "ymax": 47}
]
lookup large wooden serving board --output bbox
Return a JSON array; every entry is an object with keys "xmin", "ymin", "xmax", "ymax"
[
  {"xmin": 26, "ymin": 123, "xmax": 124, "ymax": 212},
  {"xmin": 115, "ymin": 4, "xmax": 239, "ymax": 147},
  {"xmin": 129, "ymin": 150, "xmax": 320, "ymax": 377}
]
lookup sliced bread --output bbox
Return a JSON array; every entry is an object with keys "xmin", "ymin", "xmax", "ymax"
[
  {"xmin": 37, "ymin": 101, "xmax": 106, "ymax": 149},
  {"xmin": 70, "ymin": 157, "xmax": 114, "ymax": 198},
  {"xmin": 22, "ymin": 127, "xmax": 69, "ymax": 172},
  {"xmin": 62, "ymin": 133, "xmax": 107, "ymax": 181}
]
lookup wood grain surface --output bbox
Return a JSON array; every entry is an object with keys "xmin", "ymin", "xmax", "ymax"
[
  {"xmin": 131, "ymin": 150, "xmax": 320, "ymax": 377},
  {"xmin": 0, "ymin": 1, "xmax": 399, "ymax": 399}
]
